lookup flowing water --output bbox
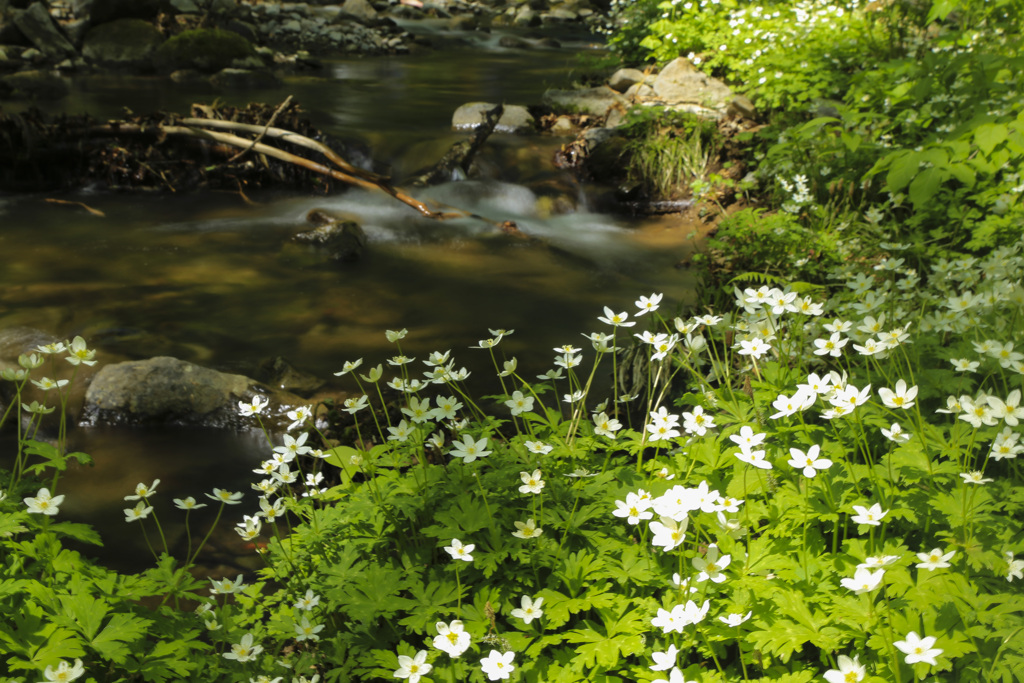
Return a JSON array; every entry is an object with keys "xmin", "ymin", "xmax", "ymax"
[{"xmin": 0, "ymin": 31, "xmax": 702, "ymax": 557}]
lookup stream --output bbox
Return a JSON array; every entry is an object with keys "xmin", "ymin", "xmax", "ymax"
[{"xmin": 1, "ymin": 29, "xmax": 702, "ymax": 564}]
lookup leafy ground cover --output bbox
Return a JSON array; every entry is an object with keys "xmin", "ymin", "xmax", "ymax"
[{"xmin": 3, "ymin": 1, "xmax": 1024, "ymax": 682}]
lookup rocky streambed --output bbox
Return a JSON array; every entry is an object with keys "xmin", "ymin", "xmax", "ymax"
[{"xmin": 0, "ymin": 0, "xmax": 609, "ymax": 97}]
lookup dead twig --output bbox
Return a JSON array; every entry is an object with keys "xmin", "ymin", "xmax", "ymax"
[
  {"xmin": 226, "ymin": 95, "xmax": 293, "ymax": 164},
  {"xmin": 44, "ymin": 198, "xmax": 106, "ymax": 216}
]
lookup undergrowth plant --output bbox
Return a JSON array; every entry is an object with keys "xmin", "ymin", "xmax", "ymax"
[{"xmin": 2, "ymin": 233, "xmax": 1023, "ymax": 682}]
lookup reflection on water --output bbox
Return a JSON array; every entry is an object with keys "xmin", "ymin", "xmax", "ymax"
[{"xmin": 0, "ymin": 184, "xmax": 699, "ymax": 378}]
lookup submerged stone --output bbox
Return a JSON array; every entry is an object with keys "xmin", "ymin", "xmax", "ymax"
[
  {"xmin": 83, "ymin": 356, "xmax": 300, "ymax": 429},
  {"xmin": 452, "ymin": 102, "xmax": 535, "ymax": 133}
]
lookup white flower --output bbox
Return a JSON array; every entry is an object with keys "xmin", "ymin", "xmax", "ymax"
[
  {"xmin": 915, "ymin": 548, "xmax": 955, "ymax": 571},
  {"xmin": 65, "ymin": 336, "xmax": 96, "ymax": 366},
  {"xmin": 718, "ymin": 611, "xmax": 752, "ymax": 627},
  {"xmin": 222, "ymin": 633, "xmax": 262, "ymax": 662},
  {"xmin": 651, "ymin": 600, "xmax": 709, "ymax": 633},
  {"xmin": 735, "ymin": 448, "xmax": 772, "ymax": 469},
  {"xmin": 1006, "ymin": 551, "xmax": 1024, "ymax": 582},
  {"xmin": 823, "ymin": 654, "xmax": 866, "ymax": 683},
  {"xmin": 444, "ymin": 538, "xmax": 474, "ymax": 562},
  {"xmin": 294, "ymin": 616, "xmax": 324, "ymax": 642},
  {"xmin": 692, "ymin": 544, "xmax": 731, "ymax": 583},
  {"xmin": 878, "ymin": 379, "xmax": 918, "ymax": 409},
  {"xmin": 959, "ymin": 471, "xmax": 993, "ymax": 485},
  {"xmin": 988, "ymin": 389, "xmax": 1024, "ymax": 426},
  {"xmin": 206, "ymin": 489, "xmax": 244, "ymax": 505},
  {"xmin": 448, "ymin": 434, "xmax": 492, "ymax": 463},
  {"xmin": 770, "ymin": 388, "xmax": 816, "ymax": 419},
  {"xmin": 334, "ymin": 358, "xmax": 363, "ymax": 376},
  {"xmin": 524, "ymin": 440, "xmax": 553, "ymax": 455},
  {"xmin": 635, "ymin": 292, "xmax": 664, "ymax": 316},
  {"xmin": 433, "ymin": 620, "xmax": 471, "ymax": 657},
  {"xmin": 813, "ymin": 332, "xmax": 848, "ymax": 357},
  {"xmin": 737, "ymin": 338, "xmax": 771, "ymax": 358},
  {"xmin": 839, "ymin": 567, "xmax": 885, "ymax": 594},
  {"xmin": 857, "ymin": 554, "xmax": 900, "ymax": 570},
  {"xmin": 480, "ymin": 650, "xmax": 515, "ymax": 680},
  {"xmin": 652, "ymin": 668, "xmax": 696, "ymax": 683},
  {"xmin": 682, "ymin": 406, "xmax": 715, "ymax": 436},
  {"xmin": 123, "ymin": 501, "xmax": 154, "ymax": 523},
  {"xmin": 238, "ymin": 395, "xmax": 269, "ymax": 416},
  {"xmin": 40, "ymin": 659, "xmax": 86, "ymax": 683},
  {"xmin": 787, "ymin": 445, "xmax": 832, "ymax": 478},
  {"xmin": 286, "ymin": 405, "xmax": 313, "ymax": 431},
  {"xmin": 613, "ymin": 492, "xmax": 653, "ymax": 525},
  {"xmin": 294, "ymin": 589, "xmax": 321, "ymax": 611},
  {"xmin": 174, "ymin": 496, "xmax": 207, "ymax": 511},
  {"xmin": 650, "ymin": 516, "xmax": 688, "ymax": 552},
  {"xmin": 851, "ymin": 503, "xmax": 888, "ymax": 526},
  {"xmin": 510, "ymin": 595, "xmax": 544, "ymax": 624},
  {"xmin": 597, "ymin": 306, "xmax": 636, "ymax": 327},
  {"xmin": 393, "ymin": 650, "xmax": 432, "ymax": 683},
  {"xmin": 511, "ymin": 518, "xmax": 543, "ymax": 539},
  {"xmin": 894, "ymin": 631, "xmax": 942, "ymax": 666},
  {"xmin": 209, "ymin": 575, "xmax": 246, "ymax": 595},
  {"xmin": 881, "ymin": 422, "xmax": 911, "ymax": 443},
  {"xmin": 24, "ymin": 488, "xmax": 65, "ymax": 516},
  {"xmin": 504, "ymin": 391, "xmax": 534, "ymax": 416},
  {"xmin": 650, "ymin": 644, "xmax": 678, "ymax": 671},
  {"xmin": 729, "ymin": 425, "xmax": 766, "ymax": 450},
  {"xmin": 519, "ymin": 470, "xmax": 545, "ymax": 494}
]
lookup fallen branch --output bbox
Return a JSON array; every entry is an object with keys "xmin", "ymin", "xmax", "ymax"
[
  {"xmin": 226, "ymin": 95, "xmax": 293, "ymax": 163},
  {"xmin": 44, "ymin": 198, "xmax": 106, "ymax": 216},
  {"xmin": 407, "ymin": 104, "xmax": 503, "ymax": 186},
  {"xmin": 91, "ymin": 122, "xmax": 465, "ymax": 219},
  {"xmin": 181, "ymin": 115, "xmax": 385, "ymax": 182}
]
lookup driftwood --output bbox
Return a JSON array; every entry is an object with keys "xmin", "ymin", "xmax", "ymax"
[
  {"xmin": 90, "ymin": 121, "xmax": 461, "ymax": 219},
  {"xmin": 407, "ymin": 104, "xmax": 503, "ymax": 187},
  {"xmin": 0, "ymin": 100, "xmax": 489, "ymax": 220}
]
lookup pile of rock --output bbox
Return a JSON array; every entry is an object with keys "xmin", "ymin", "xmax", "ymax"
[
  {"xmin": 0, "ymin": 0, "xmax": 611, "ymax": 98},
  {"xmin": 0, "ymin": 0, "xmax": 418, "ymax": 97}
]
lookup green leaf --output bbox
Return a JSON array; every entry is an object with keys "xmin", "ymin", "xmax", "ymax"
[
  {"xmin": 975, "ymin": 123, "xmax": 1007, "ymax": 156},
  {"xmin": 90, "ymin": 612, "xmax": 152, "ymax": 664},
  {"xmin": 48, "ymin": 522, "xmax": 103, "ymax": 546},
  {"xmin": 926, "ymin": 0, "xmax": 960, "ymax": 22},
  {"xmin": 908, "ymin": 166, "xmax": 946, "ymax": 209},
  {"xmin": 58, "ymin": 593, "xmax": 108, "ymax": 641},
  {"xmin": 886, "ymin": 151, "xmax": 919, "ymax": 192}
]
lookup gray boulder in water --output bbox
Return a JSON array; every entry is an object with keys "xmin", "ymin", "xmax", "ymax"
[{"xmin": 82, "ymin": 356, "xmax": 302, "ymax": 429}]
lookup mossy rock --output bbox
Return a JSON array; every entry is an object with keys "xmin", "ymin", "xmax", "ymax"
[
  {"xmin": 154, "ymin": 28, "xmax": 255, "ymax": 73},
  {"xmin": 83, "ymin": 19, "xmax": 165, "ymax": 68}
]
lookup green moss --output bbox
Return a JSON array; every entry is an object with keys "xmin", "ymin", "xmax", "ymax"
[
  {"xmin": 154, "ymin": 29, "xmax": 255, "ymax": 73},
  {"xmin": 82, "ymin": 19, "xmax": 164, "ymax": 66}
]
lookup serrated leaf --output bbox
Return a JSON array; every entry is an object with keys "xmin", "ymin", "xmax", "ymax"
[
  {"xmin": 91, "ymin": 612, "xmax": 152, "ymax": 664},
  {"xmin": 48, "ymin": 522, "xmax": 103, "ymax": 546},
  {"xmin": 58, "ymin": 593, "xmax": 109, "ymax": 641}
]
